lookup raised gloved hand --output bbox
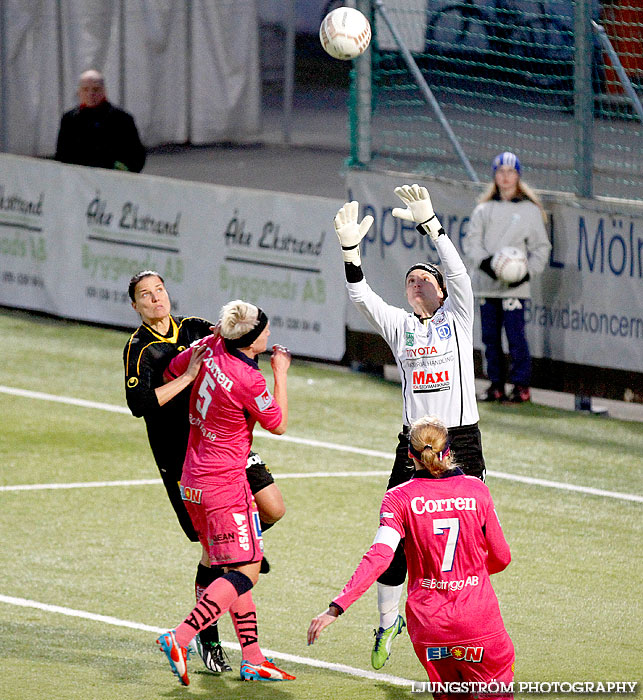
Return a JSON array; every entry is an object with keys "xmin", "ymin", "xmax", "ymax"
[
  {"xmin": 334, "ymin": 201, "xmax": 374, "ymax": 266},
  {"xmin": 391, "ymin": 184, "xmax": 443, "ymax": 240}
]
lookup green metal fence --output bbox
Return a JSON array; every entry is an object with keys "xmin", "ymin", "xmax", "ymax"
[{"xmin": 350, "ymin": 0, "xmax": 642, "ymax": 200}]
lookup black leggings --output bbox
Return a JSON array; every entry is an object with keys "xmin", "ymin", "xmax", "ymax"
[{"xmin": 377, "ymin": 423, "xmax": 486, "ymax": 586}]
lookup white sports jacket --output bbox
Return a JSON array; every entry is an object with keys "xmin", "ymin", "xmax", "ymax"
[
  {"xmin": 465, "ymin": 197, "xmax": 551, "ymax": 299},
  {"xmin": 348, "ymin": 235, "xmax": 479, "ymax": 429}
]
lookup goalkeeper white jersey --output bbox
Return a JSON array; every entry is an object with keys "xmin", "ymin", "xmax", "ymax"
[{"xmin": 347, "ymin": 235, "xmax": 479, "ymax": 429}]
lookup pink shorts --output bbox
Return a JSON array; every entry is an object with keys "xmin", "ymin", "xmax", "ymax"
[
  {"xmin": 413, "ymin": 630, "xmax": 515, "ymax": 700},
  {"xmin": 181, "ymin": 477, "xmax": 263, "ymax": 566}
]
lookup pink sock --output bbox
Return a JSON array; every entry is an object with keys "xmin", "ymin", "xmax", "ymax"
[
  {"xmin": 229, "ymin": 591, "xmax": 265, "ymax": 664},
  {"xmin": 175, "ymin": 577, "xmax": 239, "ymax": 647}
]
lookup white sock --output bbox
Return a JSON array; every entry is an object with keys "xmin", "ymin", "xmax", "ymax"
[{"xmin": 377, "ymin": 582, "xmax": 404, "ymax": 629}]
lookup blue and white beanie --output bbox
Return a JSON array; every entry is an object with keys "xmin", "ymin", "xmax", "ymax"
[{"xmin": 492, "ymin": 151, "xmax": 521, "ymax": 174}]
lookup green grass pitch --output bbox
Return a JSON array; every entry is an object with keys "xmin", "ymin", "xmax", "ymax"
[{"xmin": 1, "ymin": 309, "xmax": 641, "ymax": 700}]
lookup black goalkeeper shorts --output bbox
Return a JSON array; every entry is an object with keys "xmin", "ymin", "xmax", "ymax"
[{"xmin": 245, "ymin": 451, "xmax": 275, "ymax": 494}]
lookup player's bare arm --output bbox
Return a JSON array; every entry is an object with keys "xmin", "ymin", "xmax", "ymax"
[
  {"xmin": 155, "ymin": 344, "xmax": 207, "ymax": 406},
  {"xmin": 270, "ymin": 344, "xmax": 291, "ymax": 434},
  {"xmin": 307, "ymin": 606, "xmax": 340, "ymax": 645}
]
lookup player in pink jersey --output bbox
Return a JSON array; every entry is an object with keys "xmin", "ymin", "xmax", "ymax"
[
  {"xmin": 156, "ymin": 300, "xmax": 296, "ymax": 685},
  {"xmin": 308, "ymin": 416, "xmax": 514, "ymax": 700}
]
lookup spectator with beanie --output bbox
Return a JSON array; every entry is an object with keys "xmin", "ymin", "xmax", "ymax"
[
  {"xmin": 465, "ymin": 152, "xmax": 551, "ymax": 403},
  {"xmin": 55, "ymin": 69, "xmax": 146, "ymax": 172}
]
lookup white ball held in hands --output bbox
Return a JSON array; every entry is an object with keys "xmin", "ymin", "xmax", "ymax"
[
  {"xmin": 334, "ymin": 201, "xmax": 374, "ymax": 266},
  {"xmin": 391, "ymin": 184, "xmax": 443, "ymax": 240},
  {"xmin": 491, "ymin": 246, "xmax": 528, "ymax": 284}
]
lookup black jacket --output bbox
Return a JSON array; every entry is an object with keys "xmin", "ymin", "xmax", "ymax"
[{"xmin": 55, "ymin": 100, "xmax": 146, "ymax": 172}]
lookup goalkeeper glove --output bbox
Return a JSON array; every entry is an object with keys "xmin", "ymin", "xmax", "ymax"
[
  {"xmin": 391, "ymin": 184, "xmax": 444, "ymax": 240},
  {"xmin": 334, "ymin": 201, "xmax": 374, "ymax": 266}
]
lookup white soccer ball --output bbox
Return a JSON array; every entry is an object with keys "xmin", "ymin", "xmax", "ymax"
[
  {"xmin": 491, "ymin": 246, "xmax": 528, "ymax": 284},
  {"xmin": 319, "ymin": 7, "xmax": 371, "ymax": 61}
]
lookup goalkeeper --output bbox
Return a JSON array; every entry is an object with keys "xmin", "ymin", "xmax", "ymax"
[{"xmin": 334, "ymin": 185, "xmax": 486, "ymax": 670}]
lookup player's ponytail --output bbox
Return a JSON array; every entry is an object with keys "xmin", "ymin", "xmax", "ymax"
[{"xmin": 408, "ymin": 416, "xmax": 456, "ymax": 477}]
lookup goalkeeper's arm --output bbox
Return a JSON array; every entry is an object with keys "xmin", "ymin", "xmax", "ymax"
[{"xmin": 334, "ymin": 201, "xmax": 373, "ymax": 283}]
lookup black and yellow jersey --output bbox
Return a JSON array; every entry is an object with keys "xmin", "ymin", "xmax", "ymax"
[{"xmin": 123, "ymin": 315, "xmax": 212, "ymax": 477}]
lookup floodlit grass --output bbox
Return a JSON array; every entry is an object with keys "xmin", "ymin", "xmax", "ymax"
[{"xmin": 1, "ymin": 309, "xmax": 642, "ymax": 699}]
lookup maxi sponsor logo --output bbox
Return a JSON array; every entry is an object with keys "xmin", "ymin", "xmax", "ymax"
[{"xmin": 412, "ymin": 370, "xmax": 449, "ymax": 387}]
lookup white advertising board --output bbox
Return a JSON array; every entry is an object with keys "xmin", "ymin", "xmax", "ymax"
[
  {"xmin": 0, "ymin": 154, "xmax": 346, "ymax": 360},
  {"xmin": 345, "ymin": 170, "xmax": 643, "ymax": 373}
]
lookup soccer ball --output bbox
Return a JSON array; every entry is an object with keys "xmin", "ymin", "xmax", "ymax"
[
  {"xmin": 491, "ymin": 246, "xmax": 528, "ymax": 284},
  {"xmin": 319, "ymin": 7, "xmax": 371, "ymax": 60}
]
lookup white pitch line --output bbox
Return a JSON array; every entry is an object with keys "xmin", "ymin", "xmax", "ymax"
[
  {"xmin": 1, "ymin": 384, "xmax": 642, "ymax": 503},
  {"xmin": 0, "ymin": 479, "xmax": 163, "ymax": 492},
  {"xmin": 485, "ymin": 470, "xmax": 643, "ymax": 503},
  {"xmin": 0, "ymin": 473, "xmax": 391, "ymax": 493},
  {"xmin": 258, "ymin": 430, "xmax": 393, "ymax": 459},
  {"xmin": 0, "ymin": 385, "xmax": 131, "ymax": 414},
  {"xmin": 0, "ymin": 594, "xmax": 413, "ymax": 688}
]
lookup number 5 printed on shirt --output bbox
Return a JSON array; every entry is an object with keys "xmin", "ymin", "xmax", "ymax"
[
  {"xmin": 433, "ymin": 518, "xmax": 460, "ymax": 571},
  {"xmin": 196, "ymin": 374, "xmax": 215, "ymax": 419}
]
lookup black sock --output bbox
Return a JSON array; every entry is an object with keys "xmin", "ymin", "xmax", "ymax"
[{"xmin": 195, "ymin": 563, "xmax": 225, "ymax": 643}]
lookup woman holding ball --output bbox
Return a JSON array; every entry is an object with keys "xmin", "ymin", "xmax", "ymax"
[{"xmin": 464, "ymin": 152, "xmax": 551, "ymax": 403}]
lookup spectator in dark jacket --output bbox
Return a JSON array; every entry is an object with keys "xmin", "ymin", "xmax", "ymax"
[{"xmin": 55, "ymin": 69, "xmax": 146, "ymax": 173}]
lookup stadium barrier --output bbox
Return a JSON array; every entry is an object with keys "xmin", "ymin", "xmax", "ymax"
[
  {"xmin": 1, "ymin": 154, "xmax": 641, "ymax": 400},
  {"xmin": 0, "ymin": 154, "xmax": 346, "ymax": 360}
]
